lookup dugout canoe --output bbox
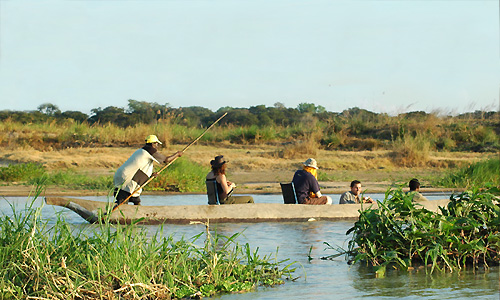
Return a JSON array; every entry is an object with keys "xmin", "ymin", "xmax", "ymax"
[{"xmin": 44, "ymin": 197, "xmax": 451, "ymax": 225}]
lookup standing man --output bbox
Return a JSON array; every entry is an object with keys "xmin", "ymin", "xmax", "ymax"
[
  {"xmin": 407, "ymin": 178, "xmax": 429, "ymax": 202},
  {"xmin": 339, "ymin": 180, "xmax": 373, "ymax": 204},
  {"xmin": 292, "ymin": 158, "xmax": 332, "ymax": 205},
  {"xmin": 113, "ymin": 135, "xmax": 182, "ymax": 206}
]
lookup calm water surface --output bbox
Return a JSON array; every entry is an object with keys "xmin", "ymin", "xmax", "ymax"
[{"xmin": 1, "ymin": 194, "xmax": 498, "ymax": 300}]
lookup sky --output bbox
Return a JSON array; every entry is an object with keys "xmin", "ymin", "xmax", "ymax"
[{"xmin": 0, "ymin": 0, "xmax": 498, "ymax": 116}]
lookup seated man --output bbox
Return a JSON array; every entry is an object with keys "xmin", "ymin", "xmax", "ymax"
[
  {"xmin": 292, "ymin": 158, "xmax": 332, "ymax": 205},
  {"xmin": 407, "ymin": 178, "xmax": 429, "ymax": 202},
  {"xmin": 339, "ymin": 180, "xmax": 373, "ymax": 204}
]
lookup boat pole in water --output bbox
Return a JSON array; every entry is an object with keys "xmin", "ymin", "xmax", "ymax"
[{"xmin": 111, "ymin": 112, "xmax": 228, "ymax": 213}]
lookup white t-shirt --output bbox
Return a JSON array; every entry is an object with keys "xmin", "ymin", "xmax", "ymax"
[{"xmin": 113, "ymin": 148, "xmax": 159, "ymax": 196}]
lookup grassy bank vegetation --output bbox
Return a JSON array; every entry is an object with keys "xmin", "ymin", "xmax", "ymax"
[
  {"xmin": 436, "ymin": 158, "xmax": 500, "ymax": 189},
  {"xmin": 0, "ymin": 158, "xmax": 208, "ymax": 193},
  {"xmin": 1, "ymin": 105, "xmax": 498, "ymax": 168},
  {"xmin": 0, "ymin": 155, "xmax": 498, "ymax": 193},
  {"xmin": 1, "ymin": 104, "xmax": 498, "ymax": 192},
  {"xmin": 0, "ymin": 196, "xmax": 295, "ymax": 299},
  {"xmin": 328, "ymin": 187, "xmax": 500, "ymax": 276}
]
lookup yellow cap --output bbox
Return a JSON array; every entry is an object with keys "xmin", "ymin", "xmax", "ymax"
[{"xmin": 145, "ymin": 135, "xmax": 162, "ymax": 144}]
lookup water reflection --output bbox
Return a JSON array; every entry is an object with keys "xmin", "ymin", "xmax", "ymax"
[{"xmin": 349, "ymin": 264, "xmax": 499, "ymax": 299}]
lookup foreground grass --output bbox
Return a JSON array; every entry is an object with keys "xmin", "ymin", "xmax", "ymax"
[
  {"xmin": 0, "ymin": 196, "xmax": 295, "ymax": 299},
  {"xmin": 331, "ymin": 187, "xmax": 500, "ymax": 277}
]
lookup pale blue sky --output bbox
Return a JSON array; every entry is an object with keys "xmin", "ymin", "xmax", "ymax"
[{"xmin": 0, "ymin": 0, "xmax": 498, "ymax": 115}]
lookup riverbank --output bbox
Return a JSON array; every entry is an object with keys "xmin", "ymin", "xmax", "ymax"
[{"xmin": 0, "ymin": 144, "xmax": 489, "ymax": 197}]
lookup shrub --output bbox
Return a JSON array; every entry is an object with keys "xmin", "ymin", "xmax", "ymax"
[
  {"xmin": 436, "ymin": 158, "xmax": 500, "ymax": 189},
  {"xmin": 0, "ymin": 163, "xmax": 46, "ymax": 182},
  {"xmin": 390, "ymin": 134, "xmax": 431, "ymax": 167},
  {"xmin": 341, "ymin": 186, "xmax": 500, "ymax": 276},
  {"xmin": 148, "ymin": 157, "xmax": 209, "ymax": 192}
]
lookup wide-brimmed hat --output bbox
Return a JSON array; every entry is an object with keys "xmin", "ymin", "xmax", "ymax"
[
  {"xmin": 303, "ymin": 158, "xmax": 318, "ymax": 169},
  {"xmin": 145, "ymin": 135, "xmax": 162, "ymax": 144},
  {"xmin": 211, "ymin": 155, "xmax": 228, "ymax": 167}
]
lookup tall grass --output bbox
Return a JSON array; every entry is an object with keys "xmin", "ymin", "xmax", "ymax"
[
  {"xmin": 0, "ymin": 195, "xmax": 295, "ymax": 298},
  {"xmin": 1, "ymin": 112, "xmax": 498, "ymax": 152},
  {"xmin": 436, "ymin": 158, "xmax": 500, "ymax": 189},
  {"xmin": 390, "ymin": 133, "xmax": 432, "ymax": 167}
]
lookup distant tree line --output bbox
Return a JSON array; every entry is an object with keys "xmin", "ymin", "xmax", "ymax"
[
  {"xmin": 1, "ymin": 100, "xmax": 498, "ymax": 153},
  {"xmin": 1, "ymin": 99, "xmax": 497, "ymax": 128}
]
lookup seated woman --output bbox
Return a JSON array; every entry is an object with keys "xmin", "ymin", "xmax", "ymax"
[{"xmin": 206, "ymin": 155, "xmax": 254, "ymax": 204}]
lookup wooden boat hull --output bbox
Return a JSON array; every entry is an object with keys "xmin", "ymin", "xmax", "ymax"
[{"xmin": 44, "ymin": 197, "xmax": 451, "ymax": 225}]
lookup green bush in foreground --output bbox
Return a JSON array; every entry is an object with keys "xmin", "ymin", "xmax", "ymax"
[
  {"xmin": 0, "ymin": 197, "xmax": 295, "ymax": 299},
  {"xmin": 332, "ymin": 187, "xmax": 500, "ymax": 277}
]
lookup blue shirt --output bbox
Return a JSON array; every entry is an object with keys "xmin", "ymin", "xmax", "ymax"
[{"xmin": 292, "ymin": 169, "xmax": 320, "ymax": 204}]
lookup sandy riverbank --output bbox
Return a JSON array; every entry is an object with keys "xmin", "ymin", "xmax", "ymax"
[{"xmin": 0, "ymin": 144, "xmax": 484, "ymax": 197}]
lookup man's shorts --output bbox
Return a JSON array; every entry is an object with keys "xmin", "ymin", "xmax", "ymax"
[{"xmin": 114, "ymin": 188, "xmax": 141, "ymax": 205}]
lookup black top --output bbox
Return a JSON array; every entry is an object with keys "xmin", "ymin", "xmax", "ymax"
[{"xmin": 292, "ymin": 169, "xmax": 320, "ymax": 204}]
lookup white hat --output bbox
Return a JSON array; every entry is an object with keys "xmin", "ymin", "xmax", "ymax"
[
  {"xmin": 145, "ymin": 135, "xmax": 162, "ymax": 144},
  {"xmin": 303, "ymin": 158, "xmax": 318, "ymax": 169}
]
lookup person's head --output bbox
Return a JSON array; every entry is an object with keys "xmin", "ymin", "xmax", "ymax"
[
  {"xmin": 409, "ymin": 178, "xmax": 420, "ymax": 191},
  {"xmin": 302, "ymin": 158, "xmax": 318, "ymax": 178},
  {"xmin": 145, "ymin": 135, "xmax": 162, "ymax": 149},
  {"xmin": 350, "ymin": 180, "xmax": 362, "ymax": 196},
  {"xmin": 210, "ymin": 155, "xmax": 228, "ymax": 175}
]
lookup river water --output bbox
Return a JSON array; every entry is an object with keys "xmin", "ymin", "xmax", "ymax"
[{"xmin": 1, "ymin": 194, "xmax": 498, "ymax": 299}]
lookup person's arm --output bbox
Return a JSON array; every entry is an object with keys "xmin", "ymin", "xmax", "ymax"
[
  {"xmin": 153, "ymin": 151, "xmax": 183, "ymax": 164},
  {"xmin": 309, "ymin": 177, "xmax": 321, "ymax": 198},
  {"xmin": 164, "ymin": 151, "xmax": 183, "ymax": 163},
  {"xmin": 217, "ymin": 174, "xmax": 235, "ymax": 199}
]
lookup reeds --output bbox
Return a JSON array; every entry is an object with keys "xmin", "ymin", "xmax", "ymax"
[{"xmin": 0, "ymin": 195, "xmax": 295, "ymax": 299}]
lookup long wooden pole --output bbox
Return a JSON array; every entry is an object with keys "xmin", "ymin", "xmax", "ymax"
[{"xmin": 111, "ymin": 112, "xmax": 227, "ymax": 212}]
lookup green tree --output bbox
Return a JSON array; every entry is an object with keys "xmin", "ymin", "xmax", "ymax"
[
  {"xmin": 179, "ymin": 106, "xmax": 214, "ymax": 127},
  {"xmin": 89, "ymin": 106, "xmax": 129, "ymax": 127},
  {"xmin": 297, "ymin": 102, "xmax": 326, "ymax": 114},
  {"xmin": 59, "ymin": 111, "xmax": 89, "ymax": 123},
  {"xmin": 37, "ymin": 103, "xmax": 61, "ymax": 116}
]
